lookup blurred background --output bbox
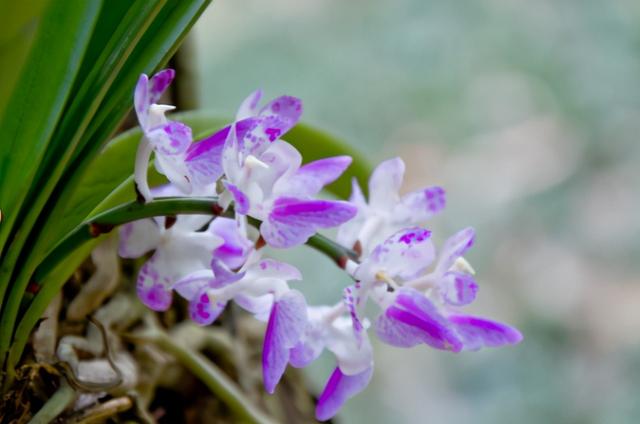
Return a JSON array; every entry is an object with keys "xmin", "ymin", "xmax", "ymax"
[{"xmin": 189, "ymin": 1, "xmax": 640, "ymax": 422}]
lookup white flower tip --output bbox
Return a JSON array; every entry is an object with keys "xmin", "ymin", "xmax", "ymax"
[
  {"xmin": 150, "ymin": 104, "xmax": 176, "ymax": 113},
  {"xmin": 453, "ymin": 257, "xmax": 475, "ymax": 275},
  {"xmin": 245, "ymin": 154, "xmax": 269, "ymax": 170}
]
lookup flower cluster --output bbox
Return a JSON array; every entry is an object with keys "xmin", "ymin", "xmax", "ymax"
[{"xmin": 121, "ymin": 69, "xmax": 522, "ymax": 421}]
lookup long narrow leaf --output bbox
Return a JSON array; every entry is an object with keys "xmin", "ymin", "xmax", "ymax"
[{"xmin": 0, "ymin": 0, "xmax": 101, "ymax": 255}]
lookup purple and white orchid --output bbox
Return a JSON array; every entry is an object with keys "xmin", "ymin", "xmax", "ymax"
[
  {"xmin": 120, "ymin": 69, "xmax": 523, "ymax": 422},
  {"xmin": 219, "ymin": 91, "xmax": 357, "ymax": 248},
  {"xmin": 173, "ymin": 254, "xmax": 308, "ymax": 393},
  {"xmin": 337, "ymin": 157, "xmax": 446, "ymax": 253}
]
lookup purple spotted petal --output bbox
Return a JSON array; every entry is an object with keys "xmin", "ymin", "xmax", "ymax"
[
  {"xmin": 367, "ymin": 227, "xmax": 435, "ymax": 280},
  {"xmin": 280, "ymin": 156, "xmax": 352, "ymax": 197},
  {"xmin": 236, "ymin": 89, "xmax": 263, "ymax": 119},
  {"xmin": 259, "ymin": 95, "xmax": 302, "ymax": 136},
  {"xmin": 147, "ymin": 121, "xmax": 192, "ymax": 155},
  {"xmin": 395, "ymin": 186, "xmax": 446, "ymax": 223},
  {"xmin": 448, "ymin": 314, "xmax": 523, "ymax": 351},
  {"xmin": 376, "ymin": 288, "xmax": 462, "ymax": 352},
  {"xmin": 134, "ymin": 69, "xmax": 175, "ymax": 129},
  {"xmin": 189, "ymin": 289, "xmax": 227, "ymax": 326},
  {"xmin": 439, "ymin": 271, "xmax": 478, "ymax": 306},
  {"xmin": 368, "ymin": 157, "xmax": 405, "ymax": 211},
  {"xmin": 315, "ymin": 366, "xmax": 373, "ymax": 421},
  {"xmin": 208, "ymin": 217, "xmax": 253, "ymax": 269},
  {"xmin": 261, "ymin": 197, "xmax": 357, "ymax": 248},
  {"xmin": 262, "ymin": 290, "xmax": 307, "ymax": 393},
  {"xmin": 148, "ymin": 69, "xmax": 175, "ymax": 104},
  {"xmin": 236, "ymin": 95, "xmax": 302, "ymax": 157},
  {"xmin": 224, "ymin": 182, "xmax": 250, "ymax": 215},
  {"xmin": 343, "ymin": 284, "xmax": 365, "ymax": 345},
  {"xmin": 136, "ymin": 256, "xmax": 173, "ymax": 311},
  {"xmin": 437, "ymin": 227, "xmax": 475, "ymax": 274},
  {"xmin": 118, "ymin": 219, "xmax": 161, "ymax": 258}
]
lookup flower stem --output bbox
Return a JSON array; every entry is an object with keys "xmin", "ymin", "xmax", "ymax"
[
  {"xmin": 29, "ymin": 381, "xmax": 75, "ymax": 424},
  {"xmin": 132, "ymin": 325, "xmax": 274, "ymax": 424}
]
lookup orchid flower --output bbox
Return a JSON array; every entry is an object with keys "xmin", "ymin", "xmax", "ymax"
[
  {"xmin": 337, "ymin": 157, "xmax": 446, "ymax": 253},
  {"xmin": 118, "ymin": 215, "xmax": 223, "ymax": 311},
  {"xmin": 121, "ymin": 70, "xmax": 523, "ymax": 421},
  {"xmin": 354, "ymin": 227, "xmax": 522, "ymax": 353},
  {"xmin": 173, "ymin": 254, "xmax": 307, "ymax": 393},
  {"xmin": 219, "ymin": 91, "xmax": 358, "ymax": 248},
  {"xmin": 133, "ymin": 69, "xmax": 195, "ymax": 201},
  {"xmin": 289, "ymin": 304, "xmax": 374, "ymax": 421}
]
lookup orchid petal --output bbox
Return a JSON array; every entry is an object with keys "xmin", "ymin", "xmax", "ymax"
[
  {"xmin": 189, "ymin": 289, "xmax": 227, "ymax": 326},
  {"xmin": 336, "ymin": 179, "xmax": 367, "ymax": 248},
  {"xmin": 209, "ymin": 259, "xmax": 245, "ymax": 288},
  {"xmin": 146, "ymin": 121, "xmax": 191, "ymax": 155},
  {"xmin": 326, "ymin": 316, "xmax": 373, "ymax": 375},
  {"xmin": 278, "ymin": 156, "xmax": 352, "ymax": 197},
  {"xmin": 395, "ymin": 186, "xmax": 446, "ymax": 223},
  {"xmin": 134, "ymin": 70, "xmax": 175, "ymax": 129},
  {"xmin": 223, "ymin": 182, "xmax": 250, "ymax": 215},
  {"xmin": 440, "ymin": 271, "xmax": 478, "ymax": 306},
  {"xmin": 208, "ymin": 217, "xmax": 253, "ymax": 269},
  {"xmin": 134, "ymin": 74, "xmax": 150, "ymax": 127},
  {"xmin": 136, "ymin": 256, "xmax": 173, "ymax": 311},
  {"xmin": 236, "ymin": 89, "xmax": 263, "ymax": 119},
  {"xmin": 262, "ymin": 290, "xmax": 307, "ymax": 393},
  {"xmin": 118, "ymin": 219, "xmax": 161, "ymax": 258},
  {"xmin": 148, "ymin": 69, "xmax": 175, "ymax": 105},
  {"xmin": 256, "ymin": 141, "xmax": 302, "ymax": 193},
  {"xmin": 368, "ymin": 157, "xmax": 404, "ymax": 211},
  {"xmin": 184, "ymin": 119, "xmax": 261, "ymax": 186},
  {"xmin": 252, "ymin": 258, "xmax": 302, "ymax": 281},
  {"xmin": 448, "ymin": 314, "xmax": 523, "ymax": 351},
  {"xmin": 234, "ymin": 292, "xmax": 274, "ymax": 320},
  {"xmin": 437, "ymin": 227, "xmax": 475, "ymax": 274},
  {"xmin": 343, "ymin": 284, "xmax": 365, "ymax": 345},
  {"xmin": 376, "ymin": 288, "xmax": 462, "ymax": 352},
  {"xmin": 315, "ymin": 367, "xmax": 373, "ymax": 422},
  {"xmin": 348, "ymin": 177, "xmax": 367, "ymax": 207},
  {"xmin": 240, "ymin": 96, "xmax": 302, "ymax": 157},
  {"xmin": 154, "ymin": 152, "xmax": 192, "ymax": 194},
  {"xmin": 172, "ymin": 270, "xmax": 212, "ymax": 300},
  {"xmin": 261, "ymin": 197, "xmax": 357, "ymax": 248},
  {"xmin": 363, "ymin": 227, "xmax": 435, "ymax": 280}
]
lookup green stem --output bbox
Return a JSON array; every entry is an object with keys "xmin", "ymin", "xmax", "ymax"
[
  {"xmin": 35, "ymin": 197, "xmax": 224, "ymax": 283},
  {"xmin": 29, "ymin": 381, "xmax": 75, "ymax": 424},
  {"xmin": 135, "ymin": 327, "xmax": 274, "ymax": 424}
]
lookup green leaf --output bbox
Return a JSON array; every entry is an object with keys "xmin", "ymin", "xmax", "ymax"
[
  {"xmin": 0, "ymin": 0, "xmax": 101, "ymax": 255},
  {"xmin": 0, "ymin": 0, "xmax": 212, "ymax": 376},
  {"xmin": 0, "ymin": 0, "xmax": 51, "ymax": 116}
]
